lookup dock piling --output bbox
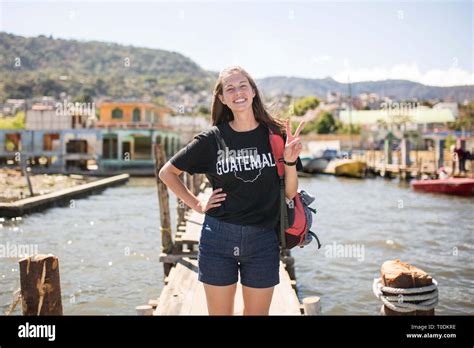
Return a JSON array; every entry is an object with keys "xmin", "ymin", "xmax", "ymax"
[
  {"xmin": 373, "ymin": 259, "xmax": 438, "ymax": 316},
  {"xmin": 435, "ymin": 138, "xmax": 445, "ymax": 171},
  {"xmin": 135, "ymin": 305, "xmax": 153, "ymax": 316},
  {"xmin": 303, "ymin": 296, "xmax": 321, "ymax": 315},
  {"xmin": 18, "ymin": 254, "xmax": 63, "ymax": 315},
  {"xmin": 154, "ymin": 144, "xmax": 173, "ymax": 276}
]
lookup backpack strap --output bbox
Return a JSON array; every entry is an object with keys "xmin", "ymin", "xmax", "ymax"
[
  {"xmin": 308, "ymin": 231, "xmax": 322, "ymax": 249},
  {"xmin": 268, "ymin": 127, "xmax": 286, "ymax": 177},
  {"xmin": 267, "ymin": 127, "xmax": 289, "ymax": 249}
]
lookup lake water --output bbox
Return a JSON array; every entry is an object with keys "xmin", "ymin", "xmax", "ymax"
[{"xmin": 1, "ymin": 176, "xmax": 472, "ymax": 315}]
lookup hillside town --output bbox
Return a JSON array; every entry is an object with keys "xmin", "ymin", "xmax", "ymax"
[{"xmin": 0, "ymin": 88, "xmax": 471, "ymax": 179}]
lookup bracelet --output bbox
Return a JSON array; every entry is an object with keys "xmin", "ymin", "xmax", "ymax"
[{"xmin": 283, "ymin": 159, "xmax": 297, "ymax": 166}]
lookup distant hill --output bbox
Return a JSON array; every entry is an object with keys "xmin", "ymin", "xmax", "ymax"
[
  {"xmin": 256, "ymin": 76, "xmax": 473, "ymax": 102},
  {"xmin": 1, "ymin": 32, "xmax": 472, "ymax": 107},
  {"xmin": 0, "ymin": 32, "xmax": 215, "ymax": 105}
]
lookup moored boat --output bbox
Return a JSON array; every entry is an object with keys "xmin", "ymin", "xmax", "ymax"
[
  {"xmin": 304, "ymin": 157, "xmax": 331, "ymax": 173},
  {"xmin": 324, "ymin": 159, "xmax": 367, "ymax": 178},
  {"xmin": 303, "ymin": 149, "xmax": 339, "ymax": 174},
  {"xmin": 411, "ymin": 178, "xmax": 474, "ymax": 197}
]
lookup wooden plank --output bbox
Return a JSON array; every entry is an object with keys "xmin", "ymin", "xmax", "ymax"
[
  {"xmin": 155, "ymin": 258, "xmax": 301, "ymax": 315},
  {"xmin": 176, "ymin": 222, "xmax": 202, "ymax": 244},
  {"xmin": 177, "ymin": 259, "xmax": 201, "ymax": 315},
  {"xmin": 159, "ymin": 252, "xmax": 197, "ymax": 263},
  {"xmin": 154, "ymin": 259, "xmax": 199, "ymax": 315},
  {"xmin": 273, "ymin": 262, "xmax": 302, "ymax": 315}
]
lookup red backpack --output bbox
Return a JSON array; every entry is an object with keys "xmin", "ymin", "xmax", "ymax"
[{"xmin": 268, "ymin": 127, "xmax": 321, "ymax": 250}]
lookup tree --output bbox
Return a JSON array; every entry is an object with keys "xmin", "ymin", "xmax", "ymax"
[
  {"xmin": 336, "ymin": 122, "xmax": 361, "ymax": 135},
  {"xmin": 293, "ymin": 96, "xmax": 320, "ymax": 116},
  {"xmin": 315, "ymin": 111, "xmax": 337, "ymax": 134},
  {"xmin": 448, "ymin": 102, "xmax": 474, "ymax": 131},
  {"xmin": 73, "ymin": 87, "xmax": 95, "ymax": 103}
]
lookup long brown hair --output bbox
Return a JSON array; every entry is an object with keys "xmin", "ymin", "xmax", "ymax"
[{"xmin": 211, "ymin": 66, "xmax": 285, "ymax": 136}]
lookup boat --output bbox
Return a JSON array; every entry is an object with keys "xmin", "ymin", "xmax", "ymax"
[
  {"xmin": 304, "ymin": 157, "xmax": 331, "ymax": 173},
  {"xmin": 324, "ymin": 159, "xmax": 367, "ymax": 178},
  {"xmin": 411, "ymin": 178, "xmax": 474, "ymax": 197},
  {"xmin": 299, "ymin": 154, "xmax": 315, "ymax": 169},
  {"xmin": 303, "ymin": 149, "xmax": 339, "ymax": 174},
  {"xmin": 303, "ymin": 149, "xmax": 366, "ymax": 178}
]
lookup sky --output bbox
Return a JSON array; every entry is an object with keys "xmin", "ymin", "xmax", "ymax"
[{"xmin": 0, "ymin": 0, "xmax": 472, "ymax": 86}]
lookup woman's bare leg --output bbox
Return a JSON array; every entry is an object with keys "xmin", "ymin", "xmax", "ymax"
[
  {"xmin": 242, "ymin": 285, "xmax": 275, "ymax": 315},
  {"xmin": 203, "ymin": 283, "xmax": 237, "ymax": 315}
]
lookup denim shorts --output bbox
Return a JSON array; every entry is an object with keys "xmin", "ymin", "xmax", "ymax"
[{"xmin": 198, "ymin": 214, "xmax": 280, "ymax": 288}]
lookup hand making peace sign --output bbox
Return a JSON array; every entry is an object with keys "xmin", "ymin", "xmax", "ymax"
[{"xmin": 283, "ymin": 118, "xmax": 305, "ymax": 163}]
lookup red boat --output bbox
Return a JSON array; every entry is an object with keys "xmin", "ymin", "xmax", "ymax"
[{"xmin": 411, "ymin": 178, "xmax": 474, "ymax": 197}]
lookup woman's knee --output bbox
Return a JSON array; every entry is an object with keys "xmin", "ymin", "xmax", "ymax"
[{"xmin": 203, "ymin": 283, "xmax": 237, "ymax": 315}]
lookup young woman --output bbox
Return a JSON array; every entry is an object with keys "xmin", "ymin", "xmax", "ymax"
[{"xmin": 159, "ymin": 66, "xmax": 304, "ymax": 315}]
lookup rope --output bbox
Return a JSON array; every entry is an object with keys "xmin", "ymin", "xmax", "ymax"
[
  {"xmin": 372, "ymin": 277, "xmax": 439, "ymax": 313},
  {"xmin": 5, "ymin": 288, "xmax": 21, "ymax": 315}
]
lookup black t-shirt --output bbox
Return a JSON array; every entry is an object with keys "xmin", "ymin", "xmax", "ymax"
[{"xmin": 170, "ymin": 122, "xmax": 303, "ymax": 229}]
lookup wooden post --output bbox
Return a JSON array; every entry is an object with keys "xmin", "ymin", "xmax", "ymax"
[
  {"xmin": 176, "ymin": 173, "xmax": 186, "ymax": 227},
  {"xmin": 450, "ymin": 145, "xmax": 456, "ymax": 176},
  {"xmin": 154, "ymin": 144, "xmax": 173, "ymax": 276},
  {"xmin": 400, "ymin": 139, "xmax": 411, "ymax": 180},
  {"xmin": 435, "ymin": 138, "xmax": 445, "ymax": 170},
  {"xmin": 135, "ymin": 305, "xmax": 153, "ymax": 316},
  {"xmin": 281, "ymin": 249, "xmax": 296, "ymax": 280},
  {"xmin": 303, "ymin": 296, "xmax": 321, "ymax": 315},
  {"xmin": 148, "ymin": 299, "xmax": 159, "ymax": 310},
  {"xmin": 20, "ymin": 155, "xmax": 34, "ymax": 197},
  {"xmin": 401, "ymin": 138, "xmax": 411, "ymax": 167},
  {"xmin": 415, "ymin": 147, "xmax": 419, "ymax": 170},
  {"xmin": 418, "ymin": 158, "xmax": 423, "ymax": 179},
  {"xmin": 384, "ymin": 138, "xmax": 392, "ymax": 165},
  {"xmin": 174, "ymin": 173, "xmax": 186, "ymax": 255},
  {"xmin": 19, "ymin": 254, "xmax": 63, "ymax": 315},
  {"xmin": 185, "ymin": 172, "xmax": 194, "ymax": 196},
  {"xmin": 193, "ymin": 174, "xmax": 202, "ymax": 196},
  {"xmin": 380, "ymin": 259, "xmax": 435, "ymax": 316},
  {"xmin": 458, "ymin": 138, "xmax": 466, "ymax": 175}
]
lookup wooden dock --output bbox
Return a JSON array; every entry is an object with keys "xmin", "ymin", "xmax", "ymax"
[
  {"xmin": 353, "ymin": 142, "xmax": 473, "ymax": 180},
  {"xmin": 155, "ymin": 187, "xmax": 303, "ymax": 315},
  {"xmin": 0, "ymin": 173, "xmax": 130, "ymax": 217}
]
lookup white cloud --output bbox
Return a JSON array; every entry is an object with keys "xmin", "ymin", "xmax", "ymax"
[{"xmin": 333, "ymin": 63, "xmax": 474, "ymax": 87}]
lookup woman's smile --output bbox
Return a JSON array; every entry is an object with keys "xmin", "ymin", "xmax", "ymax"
[{"xmin": 233, "ymin": 97, "xmax": 247, "ymax": 105}]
